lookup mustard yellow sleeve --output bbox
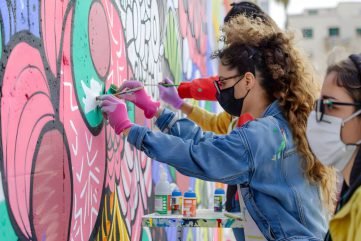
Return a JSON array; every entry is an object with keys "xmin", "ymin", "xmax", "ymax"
[
  {"xmin": 187, "ymin": 105, "xmax": 232, "ymax": 134},
  {"xmin": 353, "ymin": 192, "xmax": 361, "ymax": 241},
  {"xmin": 329, "ymin": 187, "xmax": 361, "ymax": 241}
]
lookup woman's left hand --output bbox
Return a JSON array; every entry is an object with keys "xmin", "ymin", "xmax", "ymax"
[{"xmin": 98, "ymin": 95, "xmax": 133, "ymax": 134}]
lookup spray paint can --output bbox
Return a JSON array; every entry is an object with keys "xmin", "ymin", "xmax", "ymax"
[
  {"xmin": 183, "ymin": 189, "xmax": 197, "ymax": 217},
  {"xmin": 154, "ymin": 167, "xmax": 171, "ymax": 215},
  {"xmin": 106, "ymin": 84, "xmax": 118, "ymax": 94},
  {"xmin": 171, "ymin": 189, "xmax": 182, "ymax": 215},
  {"xmin": 214, "ymin": 188, "xmax": 225, "ymax": 212}
]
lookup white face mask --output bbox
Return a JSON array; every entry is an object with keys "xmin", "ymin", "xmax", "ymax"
[{"xmin": 306, "ymin": 110, "xmax": 361, "ymax": 171}]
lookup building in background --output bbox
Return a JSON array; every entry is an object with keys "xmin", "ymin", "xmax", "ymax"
[{"xmin": 289, "ymin": 2, "xmax": 361, "ymax": 76}]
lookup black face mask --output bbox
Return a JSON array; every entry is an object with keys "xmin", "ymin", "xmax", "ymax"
[{"xmin": 216, "ymin": 83, "xmax": 249, "ymax": 117}]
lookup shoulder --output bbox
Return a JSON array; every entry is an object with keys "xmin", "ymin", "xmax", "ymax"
[
  {"xmin": 330, "ymin": 186, "xmax": 361, "ymax": 240},
  {"xmin": 333, "ymin": 186, "xmax": 361, "ymax": 220},
  {"xmin": 238, "ymin": 115, "xmax": 283, "ymax": 138},
  {"xmin": 235, "ymin": 116, "xmax": 289, "ymax": 156}
]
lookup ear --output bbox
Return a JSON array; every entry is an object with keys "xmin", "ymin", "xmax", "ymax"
[{"xmin": 244, "ymin": 72, "xmax": 256, "ymax": 90}]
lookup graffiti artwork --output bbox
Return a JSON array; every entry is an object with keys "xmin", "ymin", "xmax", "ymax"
[{"xmin": 0, "ymin": 0, "xmax": 231, "ymax": 240}]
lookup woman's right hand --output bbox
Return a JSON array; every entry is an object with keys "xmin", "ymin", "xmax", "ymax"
[
  {"xmin": 158, "ymin": 78, "xmax": 184, "ymax": 109},
  {"xmin": 119, "ymin": 80, "xmax": 160, "ymax": 119}
]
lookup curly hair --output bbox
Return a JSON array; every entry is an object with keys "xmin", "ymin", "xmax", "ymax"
[
  {"xmin": 224, "ymin": 1, "xmax": 279, "ymax": 30},
  {"xmin": 221, "ymin": 14, "xmax": 337, "ymax": 211}
]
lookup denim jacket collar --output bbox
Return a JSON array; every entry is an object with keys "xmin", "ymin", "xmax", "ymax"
[{"xmin": 262, "ymin": 100, "xmax": 282, "ymax": 118}]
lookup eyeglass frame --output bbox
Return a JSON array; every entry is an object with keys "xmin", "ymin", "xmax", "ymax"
[
  {"xmin": 314, "ymin": 98, "xmax": 361, "ymax": 123},
  {"xmin": 213, "ymin": 74, "xmax": 245, "ymax": 94}
]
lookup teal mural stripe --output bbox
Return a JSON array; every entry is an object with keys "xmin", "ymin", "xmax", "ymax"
[
  {"xmin": 126, "ymin": 102, "xmax": 135, "ymax": 123},
  {"xmin": 72, "ymin": 0, "xmax": 104, "ymax": 128},
  {"xmin": 0, "ymin": 201, "xmax": 17, "ymax": 241}
]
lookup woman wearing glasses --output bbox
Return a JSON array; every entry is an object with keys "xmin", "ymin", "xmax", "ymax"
[
  {"xmin": 98, "ymin": 14, "xmax": 336, "ymax": 240},
  {"xmin": 307, "ymin": 54, "xmax": 361, "ymax": 241}
]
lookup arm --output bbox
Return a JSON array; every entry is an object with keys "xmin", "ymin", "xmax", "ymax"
[
  {"xmin": 127, "ymin": 123, "xmax": 251, "ymax": 185},
  {"xmin": 100, "ymin": 98, "xmax": 251, "ymax": 184},
  {"xmin": 159, "ymin": 77, "xmax": 219, "ymax": 112},
  {"xmin": 187, "ymin": 105, "xmax": 232, "ymax": 134}
]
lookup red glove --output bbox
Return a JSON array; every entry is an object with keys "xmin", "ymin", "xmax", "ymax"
[{"xmin": 177, "ymin": 76, "xmax": 218, "ymax": 101}]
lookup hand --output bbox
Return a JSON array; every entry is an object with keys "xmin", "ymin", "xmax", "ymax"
[
  {"xmin": 98, "ymin": 95, "xmax": 133, "ymax": 134},
  {"xmin": 119, "ymin": 80, "xmax": 160, "ymax": 118},
  {"xmin": 158, "ymin": 78, "xmax": 184, "ymax": 109},
  {"xmin": 177, "ymin": 76, "xmax": 218, "ymax": 101}
]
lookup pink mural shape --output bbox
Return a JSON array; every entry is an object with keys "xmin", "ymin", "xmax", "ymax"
[
  {"xmin": 0, "ymin": 42, "xmax": 70, "ymax": 240},
  {"xmin": 59, "ymin": 8, "xmax": 106, "ymax": 241},
  {"xmin": 41, "ymin": 0, "xmax": 70, "ymax": 75},
  {"xmin": 89, "ymin": 1, "xmax": 111, "ymax": 78},
  {"xmin": 31, "ymin": 128, "xmax": 72, "ymax": 241}
]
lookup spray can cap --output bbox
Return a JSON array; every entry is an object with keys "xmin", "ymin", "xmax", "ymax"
[
  {"xmin": 106, "ymin": 84, "xmax": 118, "ymax": 94},
  {"xmin": 214, "ymin": 188, "xmax": 225, "ymax": 195},
  {"xmin": 172, "ymin": 189, "xmax": 182, "ymax": 197},
  {"xmin": 184, "ymin": 189, "xmax": 196, "ymax": 198}
]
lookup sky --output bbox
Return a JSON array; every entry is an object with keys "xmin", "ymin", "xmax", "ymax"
[{"xmin": 269, "ymin": 0, "xmax": 361, "ymax": 28}]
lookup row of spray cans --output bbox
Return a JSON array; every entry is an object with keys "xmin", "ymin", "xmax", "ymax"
[
  {"xmin": 154, "ymin": 167, "xmax": 197, "ymax": 216},
  {"xmin": 155, "ymin": 167, "xmax": 226, "ymax": 216}
]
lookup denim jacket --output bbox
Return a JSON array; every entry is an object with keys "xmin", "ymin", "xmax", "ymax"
[{"xmin": 128, "ymin": 101, "xmax": 327, "ymax": 241}]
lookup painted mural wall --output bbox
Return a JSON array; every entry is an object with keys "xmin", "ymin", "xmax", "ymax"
[{"xmin": 0, "ymin": 0, "xmax": 233, "ymax": 241}]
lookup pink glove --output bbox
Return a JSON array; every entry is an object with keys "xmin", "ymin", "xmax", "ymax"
[
  {"xmin": 119, "ymin": 80, "xmax": 160, "ymax": 118},
  {"xmin": 158, "ymin": 78, "xmax": 184, "ymax": 109},
  {"xmin": 98, "ymin": 95, "xmax": 133, "ymax": 134}
]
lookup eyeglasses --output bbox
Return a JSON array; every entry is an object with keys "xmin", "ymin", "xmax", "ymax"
[
  {"xmin": 214, "ymin": 74, "xmax": 244, "ymax": 94},
  {"xmin": 314, "ymin": 98, "xmax": 361, "ymax": 122}
]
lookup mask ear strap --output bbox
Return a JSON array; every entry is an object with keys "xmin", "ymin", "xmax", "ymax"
[
  {"xmin": 342, "ymin": 109, "xmax": 361, "ymax": 126},
  {"xmin": 235, "ymin": 87, "xmax": 250, "ymax": 101}
]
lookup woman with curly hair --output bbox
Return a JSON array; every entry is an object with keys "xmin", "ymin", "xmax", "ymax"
[{"xmin": 98, "ymin": 14, "xmax": 336, "ymax": 240}]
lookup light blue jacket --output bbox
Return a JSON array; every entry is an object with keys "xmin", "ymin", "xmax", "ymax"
[{"xmin": 128, "ymin": 101, "xmax": 327, "ymax": 241}]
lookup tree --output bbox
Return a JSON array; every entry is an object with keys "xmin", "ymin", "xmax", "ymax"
[{"xmin": 275, "ymin": 0, "xmax": 290, "ymax": 29}]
